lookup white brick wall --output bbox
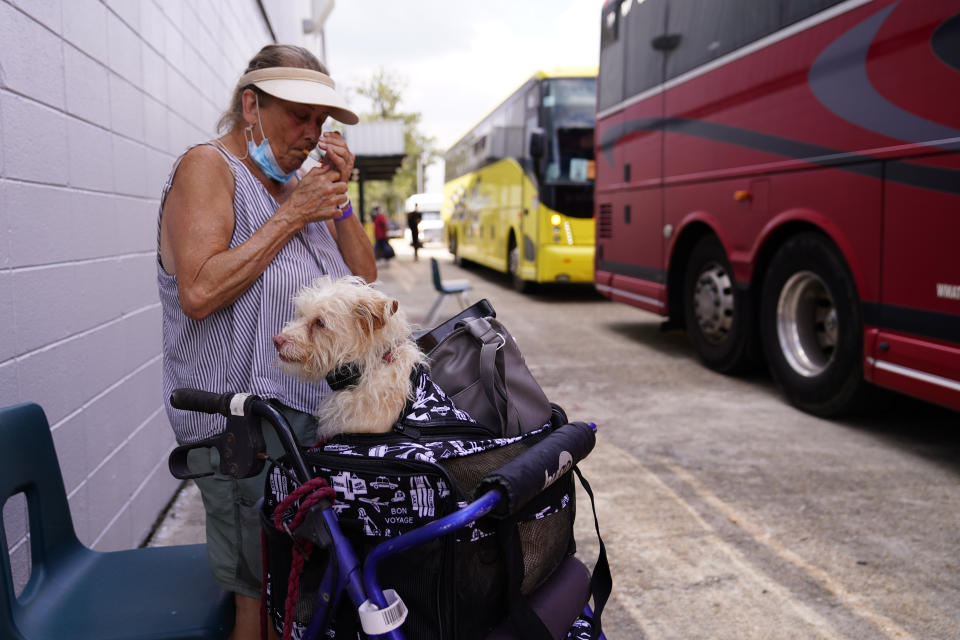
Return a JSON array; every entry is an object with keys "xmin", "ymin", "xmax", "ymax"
[{"xmin": 1, "ymin": 0, "xmax": 320, "ymax": 593}]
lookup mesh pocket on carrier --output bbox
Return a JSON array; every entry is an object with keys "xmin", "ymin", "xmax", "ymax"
[{"xmin": 440, "ymin": 440, "xmax": 575, "ymax": 594}]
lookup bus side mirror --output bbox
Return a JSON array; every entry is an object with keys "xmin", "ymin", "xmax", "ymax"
[{"xmin": 529, "ymin": 131, "xmax": 545, "ymax": 158}]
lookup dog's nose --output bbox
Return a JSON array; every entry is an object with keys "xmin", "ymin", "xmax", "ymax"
[{"xmin": 273, "ymin": 334, "xmax": 287, "ymax": 350}]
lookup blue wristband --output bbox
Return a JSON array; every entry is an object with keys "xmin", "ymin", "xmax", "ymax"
[{"xmin": 335, "ymin": 203, "xmax": 353, "ymax": 222}]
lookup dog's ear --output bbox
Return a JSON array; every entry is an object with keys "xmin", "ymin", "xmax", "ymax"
[{"xmin": 355, "ymin": 298, "xmax": 396, "ymax": 334}]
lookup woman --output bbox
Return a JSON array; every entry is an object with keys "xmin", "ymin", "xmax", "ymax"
[{"xmin": 157, "ymin": 45, "xmax": 375, "ymax": 640}]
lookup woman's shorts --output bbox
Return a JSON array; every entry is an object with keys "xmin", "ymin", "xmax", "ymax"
[{"xmin": 191, "ymin": 403, "xmax": 318, "ymax": 599}]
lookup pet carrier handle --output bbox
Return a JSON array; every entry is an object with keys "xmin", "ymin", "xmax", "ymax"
[{"xmin": 474, "ymin": 421, "xmax": 596, "ymax": 518}]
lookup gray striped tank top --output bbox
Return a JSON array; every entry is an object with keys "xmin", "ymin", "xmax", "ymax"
[{"xmin": 157, "ymin": 142, "xmax": 351, "ymax": 443}]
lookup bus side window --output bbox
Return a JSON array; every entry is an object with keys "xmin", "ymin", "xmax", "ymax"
[
  {"xmin": 780, "ymin": 0, "xmax": 846, "ymax": 28},
  {"xmin": 666, "ymin": 0, "xmax": 779, "ymax": 80},
  {"xmin": 525, "ymin": 85, "xmax": 541, "ymax": 175},
  {"xmin": 601, "ymin": 0, "xmax": 620, "ymax": 46},
  {"xmin": 599, "ymin": 1, "xmax": 626, "ymax": 111},
  {"xmin": 625, "ymin": 0, "xmax": 668, "ymax": 97}
]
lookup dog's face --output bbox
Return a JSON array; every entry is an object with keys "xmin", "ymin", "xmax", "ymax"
[{"xmin": 274, "ymin": 276, "xmax": 402, "ymax": 381}]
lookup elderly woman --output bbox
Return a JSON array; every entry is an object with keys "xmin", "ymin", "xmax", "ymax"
[{"xmin": 157, "ymin": 44, "xmax": 375, "ymax": 639}]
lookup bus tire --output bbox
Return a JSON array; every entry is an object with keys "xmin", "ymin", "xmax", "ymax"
[
  {"xmin": 682, "ymin": 235, "xmax": 758, "ymax": 373},
  {"xmin": 760, "ymin": 232, "xmax": 866, "ymax": 416},
  {"xmin": 450, "ymin": 233, "xmax": 465, "ymax": 267},
  {"xmin": 509, "ymin": 243, "xmax": 535, "ymax": 293}
]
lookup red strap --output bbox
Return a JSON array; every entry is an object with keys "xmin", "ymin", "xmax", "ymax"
[
  {"xmin": 284, "ymin": 539, "xmax": 314, "ymax": 640},
  {"xmin": 271, "ymin": 477, "xmax": 337, "ymax": 640}
]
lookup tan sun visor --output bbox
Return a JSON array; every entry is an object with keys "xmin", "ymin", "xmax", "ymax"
[{"xmin": 237, "ymin": 67, "xmax": 359, "ymax": 125}]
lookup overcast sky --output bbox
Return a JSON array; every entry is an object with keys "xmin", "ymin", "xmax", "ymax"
[{"xmin": 323, "ymin": 1, "xmax": 602, "ymax": 193}]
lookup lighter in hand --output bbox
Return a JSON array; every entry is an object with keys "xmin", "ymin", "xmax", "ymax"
[{"xmin": 300, "ymin": 146, "xmax": 326, "ymax": 173}]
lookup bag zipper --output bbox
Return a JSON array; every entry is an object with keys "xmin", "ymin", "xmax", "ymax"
[
  {"xmin": 314, "ymin": 419, "xmax": 504, "ymax": 443},
  {"xmin": 304, "ymin": 449, "xmax": 462, "ymax": 504},
  {"xmin": 394, "ymin": 419, "xmax": 503, "ymax": 440}
]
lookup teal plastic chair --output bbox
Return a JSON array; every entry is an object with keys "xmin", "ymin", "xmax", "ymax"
[
  {"xmin": 0, "ymin": 402, "xmax": 234, "ymax": 640},
  {"xmin": 425, "ymin": 257, "xmax": 472, "ymax": 327}
]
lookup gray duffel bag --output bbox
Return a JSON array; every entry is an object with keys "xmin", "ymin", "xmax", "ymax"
[{"xmin": 417, "ymin": 301, "xmax": 553, "ymax": 438}]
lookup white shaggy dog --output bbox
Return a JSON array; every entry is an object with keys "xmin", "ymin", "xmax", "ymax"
[{"xmin": 273, "ymin": 276, "xmax": 422, "ymax": 438}]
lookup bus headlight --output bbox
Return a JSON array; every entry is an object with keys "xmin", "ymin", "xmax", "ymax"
[{"xmin": 551, "ymin": 214, "xmax": 562, "ymax": 240}]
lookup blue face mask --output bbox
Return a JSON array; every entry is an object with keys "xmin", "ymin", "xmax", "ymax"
[
  {"xmin": 244, "ymin": 95, "xmax": 297, "ymax": 183},
  {"xmin": 247, "ymin": 138, "xmax": 297, "ymax": 183}
]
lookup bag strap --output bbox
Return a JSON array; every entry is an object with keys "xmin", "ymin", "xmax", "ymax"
[
  {"xmin": 464, "ymin": 317, "xmax": 510, "ymax": 433},
  {"xmin": 497, "ymin": 467, "xmax": 610, "ymax": 640},
  {"xmin": 574, "ymin": 466, "xmax": 612, "ymax": 640}
]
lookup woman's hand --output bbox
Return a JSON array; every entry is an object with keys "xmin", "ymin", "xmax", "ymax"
[
  {"xmin": 282, "ymin": 165, "xmax": 349, "ymax": 226},
  {"xmin": 316, "ymin": 131, "xmax": 355, "ymax": 183}
]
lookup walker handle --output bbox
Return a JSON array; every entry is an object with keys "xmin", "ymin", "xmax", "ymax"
[{"xmin": 171, "ymin": 388, "xmax": 249, "ymax": 417}]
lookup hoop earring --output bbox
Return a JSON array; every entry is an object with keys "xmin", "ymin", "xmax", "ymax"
[{"xmin": 237, "ymin": 124, "xmax": 254, "ymax": 160}]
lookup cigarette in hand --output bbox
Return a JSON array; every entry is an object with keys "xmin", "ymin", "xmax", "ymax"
[{"xmin": 300, "ymin": 146, "xmax": 327, "ymax": 174}]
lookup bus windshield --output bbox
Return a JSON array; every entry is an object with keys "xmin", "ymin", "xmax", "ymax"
[
  {"xmin": 540, "ymin": 77, "xmax": 596, "ymax": 218},
  {"xmin": 542, "ymin": 77, "xmax": 597, "ymax": 185}
]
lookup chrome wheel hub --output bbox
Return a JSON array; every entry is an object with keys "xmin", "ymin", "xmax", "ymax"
[
  {"xmin": 692, "ymin": 263, "xmax": 735, "ymax": 344},
  {"xmin": 776, "ymin": 271, "xmax": 837, "ymax": 377}
]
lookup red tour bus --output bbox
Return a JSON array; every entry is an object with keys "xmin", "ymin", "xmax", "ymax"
[{"xmin": 594, "ymin": 0, "xmax": 960, "ymax": 415}]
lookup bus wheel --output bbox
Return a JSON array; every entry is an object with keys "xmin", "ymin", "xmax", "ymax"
[
  {"xmin": 760, "ymin": 232, "xmax": 865, "ymax": 416},
  {"xmin": 682, "ymin": 235, "xmax": 758, "ymax": 373},
  {"xmin": 451, "ymin": 234, "xmax": 464, "ymax": 266},
  {"xmin": 509, "ymin": 243, "xmax": 534, "ymax": 293},
  {"xmin": 449, "ymin": 233, "xmax": 457, "ymax": 258}
]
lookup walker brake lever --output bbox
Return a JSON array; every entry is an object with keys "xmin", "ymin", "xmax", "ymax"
[
  {"xmin": 168, "ymin": 413, "xmax": 267, "ymax": 480},
  {"xmin": 168, "ymin": 433, "xmax": 220, "ymax": 479}
]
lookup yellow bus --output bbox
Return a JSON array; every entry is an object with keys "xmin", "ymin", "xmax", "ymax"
[{"xmin": 443, "ymin": 68, "xmax": 597, "ymax": 292}]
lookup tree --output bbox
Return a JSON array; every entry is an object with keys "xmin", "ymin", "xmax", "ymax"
[{"xmin": 348, "ymin": 67, "xmax": 439, "ymax": 221}]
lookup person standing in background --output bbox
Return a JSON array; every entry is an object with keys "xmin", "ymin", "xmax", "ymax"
[
  {"xmin": 407, "ymin": 203, "xmax": 422, "ymax": 262},
  {"xmin": 373, "ymin": 206, "xmax": 394, "ymax": 265}
]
